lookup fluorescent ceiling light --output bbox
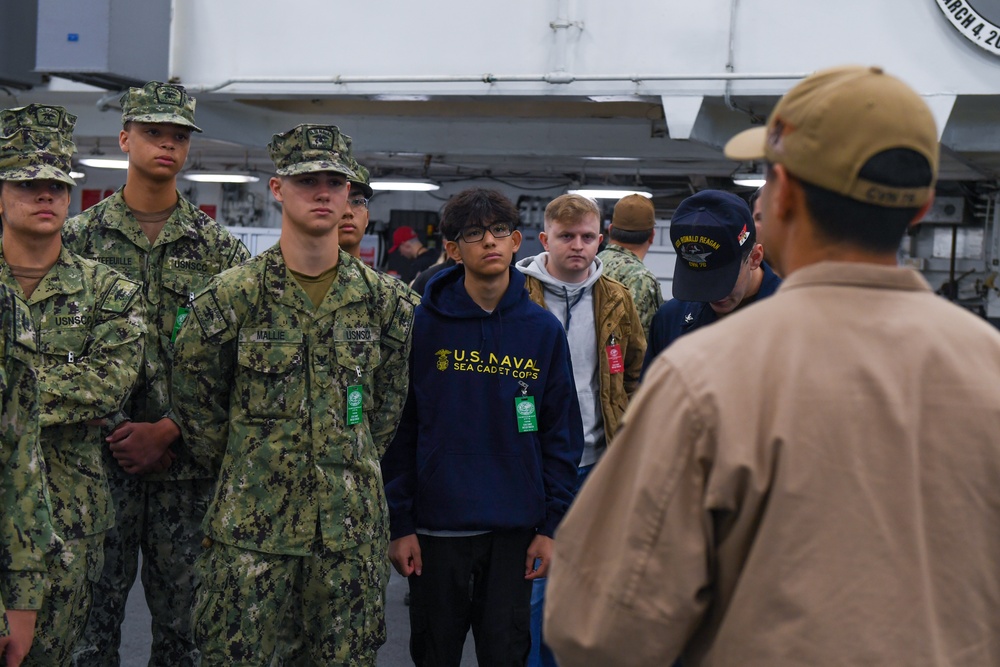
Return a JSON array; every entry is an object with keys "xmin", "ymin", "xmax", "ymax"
[
  {"xmin": 371, "ymin": 94, "xmax": 431, "ymax": 102},
  {"xmin": 587, "ymin": 95, "xmax": 643, "ymax": 103},
  {"xmin": 582, "ymin": 156, "xmax": 640, "ymax": 162},
  {"xmin": 69, "ymin": 170, "xmax": 86, "ymax": 180},
  {"xmin": 183, "ymin": 171, "xmax": 260, "ymax": 184},
  {"xmin": 567, "ymin": 187, "xmax": 652, "ymax": 200},
  {"xmin": 78, "ymin": 157, "xmax": 129, "ymax": 169},
  {"xmin": 732, "ymin": 174, "xmax": 766, "ymax": 187},
  {"xmin": 370, "ymin": 179, "xmax": 440, "ymax": 192}
]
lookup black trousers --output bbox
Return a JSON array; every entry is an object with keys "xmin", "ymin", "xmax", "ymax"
[{"xmin": 408, "ymin": 529, "xmax": 534, "ymax": 667}]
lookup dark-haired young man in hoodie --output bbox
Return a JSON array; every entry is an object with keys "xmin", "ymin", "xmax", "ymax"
[
  {"xmin": 515, "ymin": 192, "xmax": 645, "ymax": 667},
  {"xmin": 382, "ymin": 188, "xmax": 583, "ymax": 667}
]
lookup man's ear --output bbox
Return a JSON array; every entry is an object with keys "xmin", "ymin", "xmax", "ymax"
[
  {"xmin": 444, "ymin": 239, "xmax": 462, "ymax": 262},
  {"xmin": 747, "ymin": 243, "xmax": 765, "ymax": 270},
  {"xmin": 538, "ymin": 230, "xmax": 549, "ymax": 251},
  {"xmin": 269, "ymin": 177, "xmax": 283, "ymax": 203},
  {"xmin": 510, "ymin": 229, "xmax": 522, "ymax": 254}
]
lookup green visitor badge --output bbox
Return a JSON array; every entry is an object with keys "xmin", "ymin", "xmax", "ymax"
[
  {"xmin": 347, "ymin": 385, "xmax": 364, "ymax": 425},
  {"xmin": 171, "ymin": 307, "xmax": 190, "ymax": 343},
  {"xmin": 515, "ymin": 396, "xmax": 538, "ymax": 433}
]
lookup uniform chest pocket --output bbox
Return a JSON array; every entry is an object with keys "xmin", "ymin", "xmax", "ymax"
[
  {"xmin": 161, "ymin": 269, "xmax": 213, "ymax": 332},
  {"xmin": 334, "ymin": 337, "xmax": 381, "ymax": 376},
  {"xmin": 39, "ymin": 327, "xmax": 90, "ymax": 365},
  {"xmin": 236, "ymin": 340, "xmax": 306, "ymax": 419}
]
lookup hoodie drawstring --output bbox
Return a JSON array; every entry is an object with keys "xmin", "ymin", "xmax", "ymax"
[{"xmin": 561, "ymin": 286, "xmax": 585, "ymax": 331}]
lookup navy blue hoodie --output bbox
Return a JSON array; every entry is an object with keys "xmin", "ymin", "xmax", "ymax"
[{"xmin": 382, "ymin": 265, "xmax": 584, "ymax": 540}]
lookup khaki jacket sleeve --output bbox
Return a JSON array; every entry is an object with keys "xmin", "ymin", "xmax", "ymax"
[
  {"xmin": 544, "ymin": 358, "xmax": 712, "ymax": 666},
  {"xmin": 623, "ymin": 293, "xmax": 646, "ymax": 399},
  {"xmin": 170, "ymin": 285, "xmax": 238, "ymax": 472},
  {"xmin": 37, "ymin": 276, "xmax": 145, "ymax": 428}
]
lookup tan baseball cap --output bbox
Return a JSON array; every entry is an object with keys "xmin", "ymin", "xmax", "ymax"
[
  {"xmin": 724, "ymin": 65, "xmax": 939, "ymax": 208},
  {"xmin": 612, "ymin": 194, "xmax": 655, "ymax": 231}
]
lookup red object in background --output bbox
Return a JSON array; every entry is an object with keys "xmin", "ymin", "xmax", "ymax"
[
  {"xmin": 360, "ymin": 245, "xmax": 377, "ymax": 268},
  {"xmin": 199, "ymin": 205, "xmax": 217, "ymax": 220},
  {"xmin": 81, "ymin": 189, "xmax": 103, "ymax": 210}
]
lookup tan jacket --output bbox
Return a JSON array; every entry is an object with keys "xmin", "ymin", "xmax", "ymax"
[
  {"xmin": 524, "ymin": 274, "xmax": 645, "ymax": 447},
  {"xmin": 545, "ymin": 262, "xmax": 1000, "ymax": 666}
]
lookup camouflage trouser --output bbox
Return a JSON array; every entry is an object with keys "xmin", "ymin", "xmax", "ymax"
[
  {"xmin": 193, "ymin": 538, "xmax": 389, "ymax": 667},
  {"xmin": 24, "ymin": 533, "xmax": 104, "ymax": 667},
  {"xmin": 72, "ymin": 474, "xmax": 213, "ymax": 667}
]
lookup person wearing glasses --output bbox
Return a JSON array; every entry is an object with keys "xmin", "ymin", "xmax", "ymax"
[
  {"xmin": 514, "ymin": 193, "xmax": 645, "ymax": 667},
  {"xmin": 643, "ymin": 190, "xmax": 781, "ymax": 373},
  {"xmin": 337, "ymin": 158, "xmax": 374, "ymax": 262},
  {"xmin": 382, "ymin": 188, "xmax": 583, "ymax": 666},
  {"xmin": 171, "ymin": 124, "xmax": 417, "ymax": 665}
]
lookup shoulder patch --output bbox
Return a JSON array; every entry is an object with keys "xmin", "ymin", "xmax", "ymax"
[
  {"xmin": 99, "ymin": 277, "xmax": 141, "ymax": 313},
  {"xmin": 192, "ymin": 290, "xmax": 229, "ymax": 340},
  {"xmin": 11, "ymin": 292, "xmax": 37, "ymax": 353},
  {"xmin": 383, "ymin": 292, "xmax": 417, "ymax": 348}
]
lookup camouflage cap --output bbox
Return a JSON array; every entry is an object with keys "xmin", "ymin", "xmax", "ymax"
[
  {"xmin": 347, "ymin": 157, "xmax": 373, "ymax": 198},
  {"xmin": 0, "ymin": 104, "xmax": 77, "ymax": 186},
  {"xmin": 120, "ymin": 81, "xmax": 203, "ymax": 132},
  {"xmin": 267, "ymin": 124, "xmax": 357, "ymax": 178}
]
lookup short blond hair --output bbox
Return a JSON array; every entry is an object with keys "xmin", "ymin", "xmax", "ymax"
[{"xmin": 544, "ymin": 194, "xmax": 600, "ymax": 231}]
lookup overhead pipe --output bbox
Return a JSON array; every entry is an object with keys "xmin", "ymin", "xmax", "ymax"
[{"xmin": 188, "ymin": 71, "xmax": 806, "ymax": 95}]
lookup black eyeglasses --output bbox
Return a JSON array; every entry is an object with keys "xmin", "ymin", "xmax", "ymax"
[
  {"xmin": 457, "ymin": 222, "xmax": 514, "ymax": 243},
  {"xmin": 348, "ymin": 196, "xmax": 369, "ymax": 209}
]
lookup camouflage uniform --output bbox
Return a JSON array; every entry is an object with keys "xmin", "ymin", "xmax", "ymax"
[
  {"xmin": 172, "ymin": 124, "xmax": 416, "ymax": 666},
  {"xmin": 0, "ymin": 104, "xmax": 145, "ymax": 667},
  {"xmin": 62, "ymin": 81, "xmax": 249, "ymax": 667},
  {"xmin": 0, "ymin": 286, "xmax": 59, "ymax": 639},
  {"xmin": 598, "ymin": 243, "xmax": 664, "ymax": 339}
]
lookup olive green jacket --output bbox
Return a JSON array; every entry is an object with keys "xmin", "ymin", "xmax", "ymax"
[
  {"xmin": 0, "ymin": 245, "xmax": 145, "ymax": 539},
  {"xmin": 64, "ymin": 188, "xmax": 250, "ymax": 481},
  {"xmin": 172, "ymin": 247, "xmax": 417, "ymax": 555}
]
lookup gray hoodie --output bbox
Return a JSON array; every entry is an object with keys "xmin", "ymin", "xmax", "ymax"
[{"xmin": 516, "ymin": 253, "xmax": 605, "ymax": 467}]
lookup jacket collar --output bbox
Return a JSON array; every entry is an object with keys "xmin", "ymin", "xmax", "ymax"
[
  {"xmin": 97, "ymin": 188, "xmax": 202, "ymax": 250},
  {"xmin": 262, "ymin": 245, "xmax": 368, "ymax": 320}
]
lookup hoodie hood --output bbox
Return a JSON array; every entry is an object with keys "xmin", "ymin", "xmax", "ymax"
[
  {"xmin": 422, "ymin": 263, "xmax": 530, "ymax": 319},
  {"xmin": 515, "ymin": 253, "xmax": 604, "ymax": 295}
]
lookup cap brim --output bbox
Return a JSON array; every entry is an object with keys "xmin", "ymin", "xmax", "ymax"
[
  {"xmin": 276, "ymin": 162, "xmax": 357, "ymax": 178},
  {"xmin": 123, "ymin": 113, "xmax": 203, "ymax": 133},
  {"xmin": 0, "ymin": 165, "xmax": 76, "ymax": 186},
  {"xmin": 724, "ymin": 126, "xmax": 767, "ymax": 161},
  {"xmin": 350, "ymin": 181, "xmax": 374, "ymax": 198},
  {"xmin": 671, "ymin": 261, "xmax": 741, "ymax": 303}
]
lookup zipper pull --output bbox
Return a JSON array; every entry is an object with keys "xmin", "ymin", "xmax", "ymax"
[
  {"xmin": 355, "ymin": 366, "xmax": 362, "ymax": 379},
  {"xmin": 67, "ymin": 351, "xmax": 75, "ymax": 363},
  {"xmin": 189, "ymin": 291, "xmax": 195, "ymax": 304}
]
